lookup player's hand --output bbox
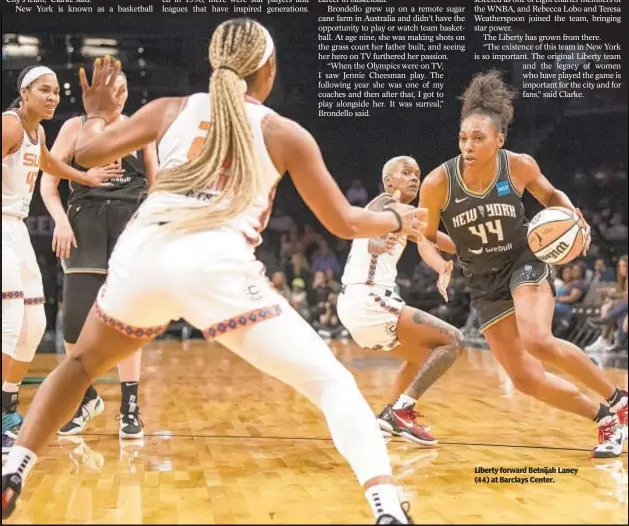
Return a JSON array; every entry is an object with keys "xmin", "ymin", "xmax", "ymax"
[
  {"xmin": 437, "ymin": 260, "xmax": 454, "ymax": 302},
  {"xmin": 82, "ymin": 163, "xmax": 124, "ymax": 187},
  {"xmin": 385, "ymin": 202, "xmax": 428, "ymax": 237},
  {"xmin": 52, "ymin": 219, "xmax": 77, "ymax": 260},
  {"xmin": 575, "ymin": 208, "xmax": 591, "ymax": 256},
  {"xmin": 79, "ymin": 55, "xmax": 124, "ymax": 123}
]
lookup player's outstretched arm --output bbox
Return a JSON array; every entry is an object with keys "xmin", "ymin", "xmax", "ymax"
[{"xmin": 270, "ymin": 115, "xmax": 426, "ymax": 240}]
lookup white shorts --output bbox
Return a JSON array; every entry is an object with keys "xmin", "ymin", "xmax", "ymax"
[
  {"xmin": 96, "ymin": 222, "xmax": 286, "ymax": 339},
  {"xmin": 2, "ymin": 215, "xmax": 45, "ymax": 305},
  {"xmin": 336, "ymin": 284, "xmax": 405, "ymax": 351}
]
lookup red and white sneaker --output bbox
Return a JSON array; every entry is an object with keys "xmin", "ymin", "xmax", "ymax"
[
  {"xmin": 610, "ymin": 390, "xmax": 628, "ymax": 427},
  {"xmin": 592, "ymin": 414, "xmax": 627, "ymax": 458},
  {"xmin": 377, "ymin": 405, "xmax": 437, "ymax": 446}
]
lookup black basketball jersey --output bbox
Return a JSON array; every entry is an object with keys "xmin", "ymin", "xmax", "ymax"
[
  {"xmin": 68, "ymin": 115, "xmax": 148, "ymax": 205},
  {"xmin": 440, "ymin": 149, "xmax": 529, "ymax": 276}
]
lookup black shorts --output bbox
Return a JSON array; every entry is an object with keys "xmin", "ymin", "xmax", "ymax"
[
  {"xmin": 468, "ymin": 250, "xmax": 556, "ymax": 333},
  {"xmin": 61, "ymin": 200, "xmax": 138, "ymax": 274}
]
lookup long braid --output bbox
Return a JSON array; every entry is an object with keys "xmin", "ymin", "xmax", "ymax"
[{"xmin": 150, "ymin": 18, "xmax": 268, "ymax": 234}]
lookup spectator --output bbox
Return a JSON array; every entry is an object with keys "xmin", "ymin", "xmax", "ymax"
[
  {"xmin": 554, "ymin": 262, "xmax": 589, "ymax": 321},
  {"xmin": 284, "ymin": 251, "xmax": 312, "ymax": 290},
  {"xmin": 310, "ymin": 270, "xmax": 332, "ymax": 309},
  {"xmin": 301, "ymin": 224, "xmax": 323, "ymax": 259},
  {"xmin": 311, "ymin": 240, "xmax": 342, "ymax": 276},
  {"xmin": 555, "ymin": 265, "xmax": 573, "ymax": 290},
  {"xmin": 592, "ymin": 258, "xmax": 616, "ymax": 284},
  {"xmin": 289, "ymin": 278, "xmax": 310, "ymax": 321},
  {"xmin": 324, "ymin": 268, "xmax": 342, "ymax": 293},
  {"xmin": 279, "ymin": 225, "xmax": 303, "ymax": 261},
  {"xmin": 586, "ymin": 255, "xmax": 628, "ymax": 353},
  {"xmin": 345, "ymin": 179, "xmax": 369, "ymax": 207},
  {"xmin": 271, "ymin": 271, "xmax": 292, "ymax": 302}
]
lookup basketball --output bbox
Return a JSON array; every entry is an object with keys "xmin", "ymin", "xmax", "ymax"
[{"xmin": 527, "ymin": 207, "xmax": 585, "ymax": 265}]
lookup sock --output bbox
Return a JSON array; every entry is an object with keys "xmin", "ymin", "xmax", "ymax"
[
  {"xmin": 2, "ymin": 382, "xmax": 21, "ymax": 413},
  {"xmin": 607, "ymin": 387, "xmax": 625, "ymax": 407},
  {"xmin": 393, "ymin": 394, "xmax": 416, "ymax": 410},
  {"xmin": 4, "ymin": 445, "xmax": 38, "ymax": 482},
  {"xmin": 594, "ymin": 403, "xmax": 613, "ymax": 424},
  {"xmin": 83, "ymin": 384, "xmax": 99, "ymax": 402},
  {"xmin": 365, "ymin": 484, "xmax": 407, "ymax": 524},
  {"xmin": 120, "ymin": 382, "xmax": 139, "ymax": 414}
]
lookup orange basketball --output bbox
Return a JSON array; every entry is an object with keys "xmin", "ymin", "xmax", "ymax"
[{"xmin": 527, "ymin": 207, "xmax": 585, "ymax": 265}]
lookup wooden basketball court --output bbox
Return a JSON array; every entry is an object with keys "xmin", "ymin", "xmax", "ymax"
[{"xmin": 4, "ymin": 340, "xmax": 628, "ymax": 524}]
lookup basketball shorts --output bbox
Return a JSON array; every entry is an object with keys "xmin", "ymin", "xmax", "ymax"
[
  {"xmin": 95, "ymin": 221, "xmax": 286, "ymax": 340},
  {"xmin": 468, "ymin": 251, "xmax": 556, "ymax": 333},
  {"xmin": 62, "ymin": 200, "xmax": 139, "ymax": 274},
  {"xmin": 336, "ymin": 284, "xmax": 404, "ymax": 351},
  {"xmin": 2, "ymin": 215, "xmax": 45, "ymax": 305}
]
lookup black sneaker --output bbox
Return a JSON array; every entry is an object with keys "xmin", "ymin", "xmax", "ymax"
[
  {"xmin": 2, "ymin": 472, "xmax": 23, "ymax": 519},
  {"xmin": 58, "ymin": 396, "xmax": 105, "ymax": 436},
  {"xmin": 118, "ymin": 410, "xmax": 144, "ymax": 439}
]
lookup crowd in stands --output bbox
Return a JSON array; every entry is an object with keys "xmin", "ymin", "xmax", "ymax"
[{"xmin": 39, "ymin": 164, "xmax": 627, "ymax": 360}]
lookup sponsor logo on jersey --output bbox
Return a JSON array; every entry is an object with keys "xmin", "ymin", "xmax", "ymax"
[{"xmin": 496, "ymin": 181, "xmax": 511, "ymax": 196}]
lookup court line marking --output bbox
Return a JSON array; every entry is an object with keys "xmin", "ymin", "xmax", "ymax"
[{"xmin": 73, "ymin": 432, "xmax": 593, "ymax": 452}]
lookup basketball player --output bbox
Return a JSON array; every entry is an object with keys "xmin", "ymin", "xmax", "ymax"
[
  {"xmin": 41, "ymin": 66, "xmax": 158, "ymax": 439},
  {"xmin": 2, "ymin": 66, "xmax": 119, "ymax": 455},
  {"xmin": 338, "ymin": 155, "xmax": 464, "ymax": 446},
  {"xmin": 2, "ymin": 21, "xmax": 426, "ymax": 523},
  {"xmin": 416, "ymin": 70, "xmax": 627, "ymax": 458}
]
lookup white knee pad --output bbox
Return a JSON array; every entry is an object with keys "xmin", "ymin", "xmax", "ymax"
[
  {"xmin": 13, "ymin": 305, "xmax": 46, "ymax": 363},
  {"xmin": 2, "ymin": 298, "xmax": 25, "ymax": 358}
]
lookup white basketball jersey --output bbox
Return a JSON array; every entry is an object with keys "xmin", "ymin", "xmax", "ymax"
[
  {"xmin": 341, "ymin": 194, "xmax": 407, "ymax": 289},
  {"xmin": 151, "ymin": 92, "xmax": 281, "ymax": 247},
  {"xmin": 2, "ymin": 111, "xmax": 41, "ymax": 219}
]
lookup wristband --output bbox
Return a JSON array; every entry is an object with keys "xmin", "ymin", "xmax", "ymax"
[{"xmin": 384, "ymin": 207, "xmax": 403, "ymax": 234}]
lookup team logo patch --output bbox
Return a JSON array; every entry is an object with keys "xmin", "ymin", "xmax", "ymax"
[{"xmin": 496, "ymin": 181, "xmax": 511, "ymax": 196}]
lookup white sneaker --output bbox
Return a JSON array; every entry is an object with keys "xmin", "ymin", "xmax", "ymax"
[
  {"xmin": 58, "ymin": 396, "xmax": 105, "ymax": 436},
  {"xmin": 593, "ymin": 414, "xmax": 627, "ymax": 458},
  {"xmin": 585, "ymin": 336, "xmax": 610, "ymax": 353}
]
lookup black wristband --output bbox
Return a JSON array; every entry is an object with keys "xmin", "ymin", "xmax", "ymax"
[{"xmin": 384, "ymin": 207, "xmax": 403, "ymax": 234}]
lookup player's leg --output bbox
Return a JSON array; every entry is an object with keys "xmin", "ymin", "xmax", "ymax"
[
  {"xmin": 377, "ymin": 306, "xmax": 464, "ymax": 446},
  {"xmin": 510, "ymin": 263, "xmax": 627, "ymax": 425},
  {"xmin": 2, "ymin": 240, "xmax": 26, "ymax": 453},
  {"xmin": 2, "ymin": 222, "xmax": 47, "ymax": 453},
  {"xmin": 58, "ymin": 273, "xmax": 106, "ymax": 435},
  {"xmin": 483, "ymin": 313, "xmax": 626, "ymax": 457},
  {"xmin": 207, "ymin": 304, "xmax": 412, "ymax": 524},
  {"xmin": 58, "ymin": 203, "xmax": 110, "ymax": 435},
  {"xmin": 108, "ymin": 202, "xmax": 145, "ymax": 439},
  {"xmin": 2, "ymin": 230, "xmax": 172, "ymax": 519}
]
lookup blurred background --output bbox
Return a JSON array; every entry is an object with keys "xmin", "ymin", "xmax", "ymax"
[{"xmin": 2, "ymin": 12, "xmax": 627, "ymax": 367}]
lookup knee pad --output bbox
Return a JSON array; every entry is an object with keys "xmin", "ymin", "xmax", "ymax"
[
  {"xmin": 2, "ymin": 297, "xmax": 25, "ymax": 357},
  {"xmin": 12, "ymin": 304, "xmax": 47, "ymax": 363},
  {"xmin": 62, "ymin": 273, "xmax": 105, "ymax": 344}
]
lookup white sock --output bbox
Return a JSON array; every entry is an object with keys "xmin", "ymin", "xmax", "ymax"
[
  {"xmin": 365, "ymin": 484, "xmax": 407, "ymax": 523},
  {"xmin": 393, "ymin": 394, "xmax": 416, "ymax": 410},
  {"xmin": 2, "ymin": 381, "xmax": 21, "ymax": 393},
  {"xmin": 3, "ymin": 445, "xmax": 38, "ymax": 482}
]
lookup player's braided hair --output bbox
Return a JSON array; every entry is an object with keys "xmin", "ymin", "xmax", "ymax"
[
  {"xmin": 151, "ymin": 18, "xmax": 269, "ymax": 233},
  {"xmin": 7, "ymin": 66, "xmax": 38, "ymax": 110},
  {"xmin": 459, "ymin": 69, "xmax": 517, "ymax": 140}
]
